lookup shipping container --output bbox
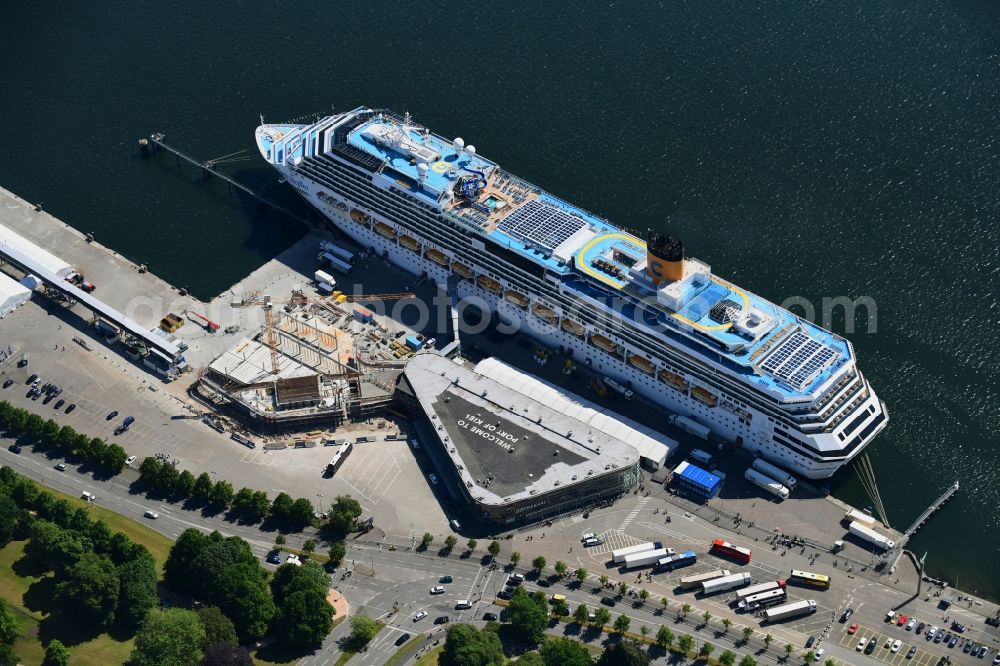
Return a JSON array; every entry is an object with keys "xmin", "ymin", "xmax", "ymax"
[
  {"xmin": 701, "ymin": 572, "xmax": 752, "ymax": 595},
  {"xmin": 745, "ymin": 467, "xmax": 790, "ymax": 500},
  {"xmin": 611, "ymin": 542, "xmax": 663, "ymax": 564},
  {"xmin": 764, "ymin": 599, "xmax": 817, "ymax": 623},
  {"xmin": 623, "ymin": 547, "xmax": 675, "ymax": 570},
  {"xmin": 848, "ymin": 521, "xmax": 895, "ymax": 550},
  {"xmin": 679, "ymin": 569, "xmax": 731, "ymax": 590}
]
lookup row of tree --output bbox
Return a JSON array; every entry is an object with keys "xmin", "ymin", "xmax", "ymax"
[
  {"xmin": 0, "ymin": 399, "xmax": 127, "ymax": 473},
  {"xmin": 0, "ymin": 467, "xmax": 159, "ymax": 664},
  {"xmin": 162, "ymin": 528, "xmax": 334, "ymax": 650}
]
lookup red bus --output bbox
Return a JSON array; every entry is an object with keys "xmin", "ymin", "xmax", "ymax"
[{"xmin": 710, "ymin": 538, "xmax": 752, "ymax": 565}]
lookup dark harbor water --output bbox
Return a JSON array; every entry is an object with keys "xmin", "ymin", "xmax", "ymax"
[{"xmin": 1, "ymin": 1, "xmax": 998, "ymax": 598}]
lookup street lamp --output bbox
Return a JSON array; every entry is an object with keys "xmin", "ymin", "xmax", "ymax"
[{"xmin": 316, "ymin": 493, "xmax": 324, "ymax": 514}]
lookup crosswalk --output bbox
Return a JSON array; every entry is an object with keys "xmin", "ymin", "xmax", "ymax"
[{"xmin": 619, "ymin": 496, "xmax": 650, "ymax": 531}]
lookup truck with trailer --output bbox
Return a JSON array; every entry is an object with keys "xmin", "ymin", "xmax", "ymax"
[
  {"xmin": 735, "ymin": 580, "xmax": 787, "ymax": 600},
  {"xmin": 668, "ymin": 414, "xmax": 711, "ymax": 439},
  {"xmin": 751, "ymin": 458, "xmax": 798, "ymax": 489},
  {"xmin": 764, "ymin": 599, "xmax": 817, "ymax": 623},
  {"xmin": 319, "ymin": 241, "xmax": 356, "ymax": 264},
  {"xmin": 657, "ymin": 550, "xmax": 697, "ymax": 572},
  {"xmin": 612, "ymin": 542, "xmax": 663, "ymax": 564},
  {"xmin": 848, "ymin": 521, "xmax": 895, "ymax": 550},
  {"xmin": 314, "ymin": 269, "xmax": 336, "ymax": 287},
  {"xmin": 623, "ymin": 547, "xmax": 675, "ymax": 570},
  {"xmin": 700, "ymin": 572, "xmax": 753, "ymax": 595},
  {"xmin": 843, "ymin": 509, "xmax": 878, "ymax": 528},
  {"xmin": 603, "ymin": 377, "xmax": 634, "ymax": 400},
  {"xmin": 738, "ymin": 588, "xmax": 787, "ymax": 612},
  {"xmin": 319, "ymin": 252, "xmax": 353, "ymax": 275},
  {"xmin": 679, "ymin": 569, "xmax": 731, "ymax": 590},
  {"xmin": 744, "ymin": 467, "xmax": 790, "ymax": 500}
]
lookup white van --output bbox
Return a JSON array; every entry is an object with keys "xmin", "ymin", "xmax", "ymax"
[
  {"xmin": 81, "ymin": 491, "xmax": 95, "ymax": 502},
  {"xmin": 455, "ymin": 600, "xmax": 472, "ymax": 610},
  {"xmin": 449, "ymin": 519, "xmax": 462, "ymax": 532}
]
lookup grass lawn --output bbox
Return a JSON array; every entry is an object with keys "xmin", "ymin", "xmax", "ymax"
[
  {"xmin": 0, "ymin": 540, "xmax": 135, "ymax": 666},
  {"xmin": 414, "ymin": 644, "xmax": 444, "ymax": 666},
  {"xmin": 37, "ymin": 484, "xmax": 174, "ymax": 576},
  {"xmin": 383, "ymin": 635, "xmax": 423, "ymax": 666}
]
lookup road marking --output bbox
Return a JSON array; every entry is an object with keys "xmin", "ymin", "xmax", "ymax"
[{"xmin": 619, "ymin": 496, "xmax": 649, "ymax": 531}]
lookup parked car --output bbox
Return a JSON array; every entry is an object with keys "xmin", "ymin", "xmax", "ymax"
[
  {"xmin": 413, "ymin": 610, "xmax": 427, "ymax": 621},
  {"xmin": 898, "ymin": 614, "xmax": 909, "ymax": 626},
  {"xmin": 106, "ymin": 410, "xmax": 118, "ymax": 420},
  {"xmin": 805, "ymin": 637, "xmax": 816, "ymax": 648},
  {"xmin": 915, "ymin": 622, "xmax": 925, "ymax": 634},
  {"xmin": 266, "ymin": 551, "xmax": 282, "ymax": 565},
  {"xmin": 482, "ymin": 613, "xmax": 498, "ymax": 622},
  {"xmin": 2, "ymin": 379, "xmax": 13, "ymax": 389},
  {"xmin": 434, "ymin": 616, "xmax": 450, "ymax": 625},
  {"xmin": 841, "ymin": 608, "xmax": 855, "ymax": 623},
  {"xmin": 906, "ymin": 619, "xmax": 916, "ymax": 631},
  {"xmin": 54, "ymin": 398, "xmax": 65, "ymax": 409},
  {"xmin": 439, "ymin": 575, "xmax": 453, "ymax": 584},
  {"xmin": 8, "ymin": 444, "xmax": 22, "ymax": 454},
  {"xmin": 125, "ymin": 455, "xmax": 137, "ymax": 465},
  {"xmin": 26, "ymin": 373, "xmax": 38, "ymax": 385},
  {"xmin": 848, "ymin": 623, "xmax": 860, "ymax": 635},
  {"xmin": 496, "ymin": 590, "xmax": 512, "ymax": 600},
  {"xmin": 581, "ymin": 532, "xmax": 596, "ymax": 541},
  {"xmin": 54, "ymin": 463, "xmax": 66, "ymax": 471},
  {"xmin": 430, "ymin": 586, "xmax": 445, "ymax": 595},
  {"xmin": 948, "ymin": 636, "xmax": 959, "ymax": 648},
  {"xmin": 395, "ymin": 633, "xmax": 411, "ymax": 646},
  {"xmin": 65, "ymin": 403, "xmax": 75, "ymax": 413},
  {"xmin": 865, "ymin": 638, "xmax": 877, "ymax": 654},
  {"xmin": 907, "ymin": 646, "xmax": 917, "ymax": 659},
  {"xmin": 952, "ymin": 622, "xmax": 966, "ymax": 633},
  {"xmin": 857, "ymin": 637, "xmax": 867, "ymax": 651},
  {"xmin": 892, "ymin": 640, "xmax": 903, "ymax": 653}
]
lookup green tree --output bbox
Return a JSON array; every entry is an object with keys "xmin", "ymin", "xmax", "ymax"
[
  {"xmin": 739, "ymin": 657, "xmax": 758, "ymax": 666},
  {"xmin": 700, "ymin": 642, "xmax": 715, "ymax": 659},
  {"xmin": 233, "ymin": 487, "xmax": 255, "ymax": 515},
  {"xmin": 507, "ymin": 585, "xmax": 548, "ymax": 645},
  {"xmin": 660, "ymin": 596, "xmax": 670, "ymax": 614},
  {"xmin": 101, "ymin": 443, "xmax": 128, "ymax": 473},
  {"xmin": 641, "ymin": 625, "xmax": 650, "ymax": 640},
  {"xmin": 554, "ymin": 560, "xmax": 567, "ymax": 577},
  {"xmin": 289, "ymin": 498, "xmax": 315, "ymax": 526},
  {"xmin": 825, "ymin": 661, "xmax": 836, "ymax": 666},
  {"xmin": 618, "ymin": 581, "xmax": 629, "ymax": 596},
  {"xmin": 509, "ymin": 550, "xmax": 520, "ymax": 566},
  {"xmin": 250, "ymin": 491, "xmax": 271, "ymax": 520},
  {"xmin": 613, "ymin": 613, "xmax": 631, "ymax": 634},
  {"xmin": 421, "ymin": 532, "xmax": 434, "ymax": 547},
  {"xmin": 0, "ymin": 599, "xmax": 19, "ymax": 663},
  {"xmin": 0, "ymin": 495, "xmax": 20, "ymax": 547},
  {"xmin": 677, "ymin": 634, "xmax": 694, "ymax": 655},
  {"xmin": 488, "ymin": 540, "xmax": 500, "ymax": 559},
  {"xmin": 25, "ymin": 521, "xmax": 89, "ymax": 576},
  {"xmin": 742, "ymin": 626, "xmax": 754, "ymax": 643},
  {"xmin": 325, "ymin": 495, "xmax": 363, "ymax": 535},
  {"xmin": 540, "ymin": 636, "xmax": 594, "ymax": 666},
  {"xmin": 467, "ymin": 539, "xmax": 477, "ymax": 553},
  {"xmin": 701, "ymin": 610, "xmax": 712, "ymax": 627},
  {"xmin": 349, "ymin": 613, "xmax": 379, "ymax": 649},
  {"xmin": 597, "ymin": 640, "xmax": 650, "ymax": 666},
  {"xmin": 270, "ymin": 561, "xmax": 329, "ymax": 607},
  {"xmin": 216, "ymin": 563, "xmax": 276, "ymax": 641},
  {"xmin": 763, "ymin": 634, "xmax": 774, "ymax": 649},
  {"xmin": 130, "ymin": 608, "xmax": 206, "ymax": 666},
  {"xmin": 722, "ymin": 617, "xmax": 732, "ymax": 633},
  {"xmin": 784, "ymin": 643, "xmax": 794, "ymax": 659},
  {"xmin": 804, "ymin": 651, "xmax": 817, "ymax": 665},
  {"xmin": 656, "ymin": 625, "xmax": 674, "ymax": 649},
  {"xmin": 680, "ymin": 602, "xmax": 691, "ymax": 619},
  {"xmin": 719, "ymin": 650, "xmax": 737, "ymax": 666},
  {"xmin": 593, "ymin": 607, "xmax": 611, "ymax": 628},
  {"xmin": 573, "ymin": 603, "xmax": 590, "ymax": 625},
  {"xmin": 532, "ymin": 555, "xmax": 546, "ymax": 574},
  {"xmin": 302, "ymin": 539, "xmax": 317, "ymax": 557},
  {"xmin": 517, "ymin": 653, "xmax": 545, "ymax": 666},
  {"xmin": 42, "ymin": 638, "xmax": 70, "ymax": 666},
  {"xmin": 639, "ymin": 588, "xmax": 650, "ymax": 604},
  {"xmin": 138, "ymin": 457, "xmax": 162, "ymax": 485},
  {"xmin": 202, "ymin": 644, "xmax": 254, "ymax": 665},
  {"xmin": 193, "ymin": 472, "xmax": 213, "ymax": 500},
  {"xmin": 275, "ymin": 534, "xmax": 286, "ymax": 548},
  {"xmin": 575, "ymin": 567, "xmax": 588, "ymax": 584},
  {"xmin": 440, "ymin": 623, "xmax": 506, "ymax": 666},
  {"xmin": 118, "ymin": 550, "xmax": 159, "ymax": 630},
  {"xmin": 210, "ymin": 480, "xmax": 234, "ymax": 507},
  {"xmin": 444, "ymin": 535, "xmax": 458, "ymax": 551},
  {"xmin": 158, "ymin": 464, "xmax": 180, "ymax": 493},
  {"xmin": 551, "ymin": 597, "xmax": 569, "ymax": 617},
  {"xmin": 599, "ymin": 575, "xmax": 609, "ymax": 586},
  {"xmin": 328, "ymin": 542, "xmax": 346, "ymax": 567},
  {"xmin": 271, "ymin": 492, "xmax": 294, "ymax": 520},
  {"xmin": 54, "ymin": 552, "xmax": 120, "ymax": 627},
  {"xmin": 197, "ymin": 606, "xmax": 238, "ymax": 651},
  {"xmin": 275, "ymin": 586, "xmax": 334, "ymax": 648}
]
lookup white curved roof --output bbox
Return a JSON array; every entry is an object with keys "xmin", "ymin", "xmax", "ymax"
[{"xmin": 474, "ymin": 357, "xmax": 676, "ymax": 469}]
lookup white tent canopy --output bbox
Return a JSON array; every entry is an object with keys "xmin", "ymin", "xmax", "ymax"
[
  {"xmin": 0, "ymin": 224, "xmax": 74, "ymax": 279},
  {"xmin": 0, "ymin": 272, "xmax": 31, "ymax": 318},
  {"xmin": 474, "ymin": 357, "xmax": 677, "ymax": 469}
]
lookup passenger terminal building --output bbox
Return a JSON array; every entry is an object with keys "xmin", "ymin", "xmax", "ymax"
[{"xmin": 401, "ymin": 353, "xmax": 677, "ymax": 526}]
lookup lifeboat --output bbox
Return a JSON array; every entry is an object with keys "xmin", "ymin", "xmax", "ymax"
[
  {"xmin": 560, "ymin": 318, "xmax": 585, "ymax": 336},
  {"xmin": 531, "ymin": 302, "xmax": 558, "ymax": 324},
  {"xmin": 504, "ymin": 290, "xmax": 529, "ymax": 307},
  {"xmin": 658, "ymin": 369, "xmax": 689, "ymax": 391},
  {"xmin": 692, "ymin": 386, "xmax": 718, "ymax": 407},
  {"xmin": 476, "ymin": 274, "xmax": 502, "ymax": 294},
  {"xmin": 426, "ymin": 248, "xmax": 449, "ymax": 266},
  {"xmin": 588, "ymin": 333, "xmax": 621, "ymax": 354},
  {"xmin": 451, "ymin": 261, "xmax": 473, "ymax": 279},
  {"xmin": 350, "ymin": 209, "xmax": 371, "ymax": 225},
  {"xmin": 628, "ymin": 354, "xmax": 655, "ymax": 374},
  {"xmin": 399, "ymin": 234, "xmax": 421, "ymax": 251},
  {"xmin": 374, "ymin": 222, "xmax": 396, "ymax": 239}
]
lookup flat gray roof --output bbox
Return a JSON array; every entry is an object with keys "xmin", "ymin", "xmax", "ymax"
[{"xmin": 405, "ymin": 353, "xmax": 639, "ymax": 507}]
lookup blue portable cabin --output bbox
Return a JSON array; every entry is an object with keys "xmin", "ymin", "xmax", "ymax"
[
  {"xmin": 672, "ymin": 461, "xmax": 722, "ymax": 500},
  {"xmin": 405, "ymin": 336, "xmax": 423, "ymax": 351}
]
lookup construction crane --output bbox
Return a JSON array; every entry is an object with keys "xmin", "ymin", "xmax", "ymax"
[
  {"xmin": 262, "ymin": 306, "xmax": 281, "ymax": 375},
  {"xmin": 185, "ymin": 310, "xmax": 220, "ymax": 332}
]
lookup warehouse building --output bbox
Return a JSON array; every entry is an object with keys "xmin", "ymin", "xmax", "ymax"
[{"xmin": 402, "ymin": 353, "xmax": 646, "ymax": 527}]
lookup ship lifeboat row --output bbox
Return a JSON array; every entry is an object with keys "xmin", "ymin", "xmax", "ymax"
[
  {"xmin": 399, "ymin": 234, "xmax": 421, "ymax": 252},
  {"xmin": 531, "ymin": 302, "xmax": 558, "ymax": 324},
  {"xmin": 426, "ymin": 248, "xmax": 450, "ymax": 266},
  {"xmin": 560, "ymin": 317, "xmax": 585, "ymax": 336},
  {"xmin": 658, "ymin": 368, "xmax": 689, "ymax": 392},
  {"xmin": 350, "ymin": 208, "xmax": 371, "ymax": 225},
  {"xmin": 588, "ymin": 333, "xmax": 623, "ymax": 356},
  {"xmin": 504, "ymin": 290, "xmax": 529, "ymax": 308},
  {"xmin": 451, "ymin": 261, "xmax": 473, "ymax": 279},
  {"xmin": 628, "ymin": 354, "xmax": 655, "ymax": 375},
  {"xmin": 374, "ymin": 221, "xmax": 397, "ymax": 239},
  {"xmin": 691, "ymin": 385, "xmax": 718, "ymax": 407},
  {"xmin": 476, "ymin": 274, "xmax": 502, "ymax": 294}
]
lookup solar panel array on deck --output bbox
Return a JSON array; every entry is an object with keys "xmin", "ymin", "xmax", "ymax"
[
  {"xmin": 497, "ymin": 200, "xmax": 588, "ymax": 251},
  {"xmin": 760, "ymin": 329, "xmax": 837, "ymax": 390}
]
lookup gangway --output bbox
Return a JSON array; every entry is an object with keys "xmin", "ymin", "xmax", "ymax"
[{"xmin": 904, "ymin": 481, "xmax": 959, "ymax": 539}]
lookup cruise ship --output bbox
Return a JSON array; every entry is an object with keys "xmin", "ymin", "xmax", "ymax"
[{"xmin": 255, "ymin": 107, "xmax": 887, "ymax": 479}]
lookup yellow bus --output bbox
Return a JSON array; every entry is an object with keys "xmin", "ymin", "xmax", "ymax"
[{"xmin": 788, "ymin": 569, "xmax": 831, "ymax": 590}]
